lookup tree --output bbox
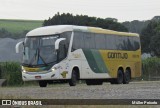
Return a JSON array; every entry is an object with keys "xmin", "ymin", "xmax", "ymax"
[
  {"xmin": 43, "ymin": 12, "xmax": 128, "ymax": 32},
  {"xmin": 149, "ymin": 23, "xmax": 160, "ymax": 57},
  {"xmin": 152, "ymin": 16, "xmax": 160, "ymax": 22},
  {"xmin": 122, "ymin": 20, "xmax": 149, "ymax": 34},
  {"xmin": 140, "ymin": 20, "xmax": 160, "ymax": 57}
]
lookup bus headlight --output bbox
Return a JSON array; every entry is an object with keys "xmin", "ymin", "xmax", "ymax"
[
  {"xmin": 51, "ymin": 68, "xmax": 55, "ymax": 71},
  {"xmin": 22, "ymin": 66, "xmax": 24, "ymax": 71},
  {"xmin": 22, "ymin": 66, "xmax": 26, "ymax": 73},
  {"xmin": 48, "ymin": 67, "xmax": 56, "ymax": 72},
  {"xmin": 51, "ymin": 65, "xmax": 60, "ymax": 72}
]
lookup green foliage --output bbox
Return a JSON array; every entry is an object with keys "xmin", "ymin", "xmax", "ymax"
[
  {"xmin": 121, "ymin": 16, "xmax": 160, "ymax": 57},
  {"xmin": 0, "ymin": 62, "xmax": 23, "ymax": 86},
  {"xmin": 0, "ymin": 19, "xmax": 43, "ymax": 33},
  {"xmin": 140, "ymin": 21, "xmax": 160, "ymax": 56},
  {"xmin": 150, "ymin": 32, "xmax": 160, "ymax": 56},
  {"xmin": 43, "ymin": 12, "xmax": 128, "ymax": 32},
  {"xmin": 0, "ymin": 28, "xmax": 11, "ymax": 38},
  {"xmin": 0, "ymin": 19, "xmax": 43, "ymax": 38},
  {"xmin": 0, "ymin": 28, "xmax": 29, "ymax": 39},
  {"xmin": 142, "ymin": 58, "xmax": 160, "ymax": 80},
  {"xmin": 122, "ymin": 16, "xmax": 160, "ymax": 34},
  {"xmin": 122, "ymin": 20, "xmax": 149, "ymax": 34}
]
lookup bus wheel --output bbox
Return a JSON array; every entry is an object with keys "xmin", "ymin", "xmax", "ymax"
[
  {"xmin": 39, "ymin": 81, "xmax": 47, "ymax": 87},
  {"xmin": 123, "ymin": 70, "xmax": 131, "ymax": 84},
  {"xmin": 69, "ymin": 70, "xmax": 77, "ymax": 86},
  {"xmin": 116, "ymin": 70, "xmax": 124, "ymax": 84}
]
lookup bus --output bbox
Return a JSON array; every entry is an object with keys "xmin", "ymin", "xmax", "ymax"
[{"xmin": 16, "ymin": 25, "xmax": 141, "ymax": 87}]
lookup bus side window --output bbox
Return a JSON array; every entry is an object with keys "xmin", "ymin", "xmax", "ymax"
[
  {"xmin": 133, "ymin": 37, "xmax": 140, "ymax": 50},
  {"xmin": 60, "ymin": 31, "xmax": 72, "ymax": 53},
  {"xmin": 84, "ymin": 33, "xmax": 95, "ymax": 49},
  {"xmin": 105, "ymin": 35, "xmax": 116, "ymax": 50},
  {"xmin": 121, "ymin": 36, "xmax": 128, "ymax": 50},
  {"xmin": 116, "ymin": 36, "xmax": 124, "ymax": 50},
  {"xmin": 59, "ymin": 41, "xmax": 67, "ymax": 61},
  {"xmin": 95, "ymin": 34, "xmax": 105, "ymax": 49},
  {"xmin": 72, "ymin": 32, "xmax": 84, "ymax": 51},
  {"xmin": 127, "ymin": 37, "xmax": 134, "ymax": 51}
]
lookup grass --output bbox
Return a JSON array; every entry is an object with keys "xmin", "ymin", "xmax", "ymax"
[
  {"xmin": 0, "ymin": 19, "xmax": 43, "ymax": 33},
  {"xmin": 0, "ymin": 93, "xmax": 31, "ymax": 99},
  {"xmin": 0, "ymin": 62, "xmax": 23, "ymax": 86},
  {"xmin": 142, "ymin": 57, "xmax": 160, "ymax": 80}
]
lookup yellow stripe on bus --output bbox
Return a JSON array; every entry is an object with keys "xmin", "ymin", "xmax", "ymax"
[
  {"xmin": 88, "ymin": 27, "xmax": 139, "ymax": 37},
  {"xmin": 23, "ymin": 66, "xmax": 40, "ymax": 72}
]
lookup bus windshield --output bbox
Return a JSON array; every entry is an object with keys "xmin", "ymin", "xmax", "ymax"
[{"xmin": 22, "ymin": 35, "xmax": 59, "ymax": 66}]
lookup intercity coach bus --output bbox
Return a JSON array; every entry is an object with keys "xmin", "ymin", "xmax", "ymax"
[{"xmin": 16, "ymin": 25, "xmax": 141, "ymax": 87}]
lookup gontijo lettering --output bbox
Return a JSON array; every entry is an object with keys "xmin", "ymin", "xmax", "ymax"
[{"xmin": 108, "ymin": 52, "xmax": 128, "ymax": 59}]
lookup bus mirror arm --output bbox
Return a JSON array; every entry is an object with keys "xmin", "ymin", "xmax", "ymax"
[
  {"xmin": 55, "ymin": 38, "xmax": 66, "ymax": 50},
  {"xmin": 15, "ymin": 41, "xmax": 24, "ymax": 53}
]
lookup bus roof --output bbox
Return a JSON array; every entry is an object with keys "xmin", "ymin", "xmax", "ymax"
[{"xmin": 26, "ymin": 25, "xmax": 139, "ymax": 37}]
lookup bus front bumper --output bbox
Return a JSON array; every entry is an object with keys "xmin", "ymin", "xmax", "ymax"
[{"xmin": 22, "ymin": 70, "xmax": 59, "ymax": 81}]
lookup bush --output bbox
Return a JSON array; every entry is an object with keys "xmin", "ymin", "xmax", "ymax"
[
  {"xmin": 142, "ymin": 57, "xmax": 160, "ymax": 80},
  {"xmin": 0, "ymin": 62, "xmax": 23, "ymax": 86}
]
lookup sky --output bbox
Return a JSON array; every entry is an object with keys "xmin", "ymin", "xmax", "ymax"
[{"xmin": 0, "ymin": 0, "xmax": 159, "ymax": 22}]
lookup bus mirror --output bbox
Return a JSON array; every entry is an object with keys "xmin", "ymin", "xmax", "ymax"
[
  {"xmin": 15, "ymin": 41, "xmax": 24, "ymax": 53},
  {"xmin": 55, "ymin": 38, "xmax": 66, "ymax": 50}
]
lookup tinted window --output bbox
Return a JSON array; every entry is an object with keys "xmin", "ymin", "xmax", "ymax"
[
  {"xmin": 84, "ymin": 33, "xmax": 95, "ymax": 49},
  {"xmin": 59, "ymin": 41, "xmax": 67, "ymax": 61},
  {"xmin": 127, "ymin": 37, "xmax": 134, "ymax": 51},
  {"xmin": 106, "ymin": 35, "xmax": 116, "ymax": 50},
  {"xmin": 122, "ymin": 36, "xmax": 140, "ymax": 51},
  {"xmin": 60, "ymin": 31, "xmax": 71, "ymax": 46},
  {"xmin": 72, "ymin": 32, "xmax": 140, "ymax": 51},
  {"xmin": 105, "ymin": 35, "xmax": 140, "ymax": 51},
  {"xmin": 72, "ymin": 32, "xmax": 84, "ymax": 51},
  {"xmin": 132, "ymin": 36, "xmax": 140, "ymax": 50},
  {"xmin": 116, "ymin": 36, "xmax": 124, "ymax": 50},
  {"xmin": 95, "ymin": 34, "xmax": 106, "ymax": 49},
  {"xmin": 120, "ymin": 36, "xmax": 129, "ymax": 50},
  {"xmin": 59, "ymin": 31, "xmax": 71, "ymax": 60}
]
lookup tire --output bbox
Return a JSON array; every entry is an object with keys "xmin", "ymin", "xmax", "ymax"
[
  {"xmin": 69, "ymin": 70, "xmax": 77, "ymax": 86},
  {"xmin": 123, "ymin": 70, "xmax": 131, "ymax": 84},
  {"xmin": 39, "ymin": 81, "xmax": 47, "ymax": 87},
  {"xmin": 116, "ymin": 70, "xmax": 124, "ymax": 84}
]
